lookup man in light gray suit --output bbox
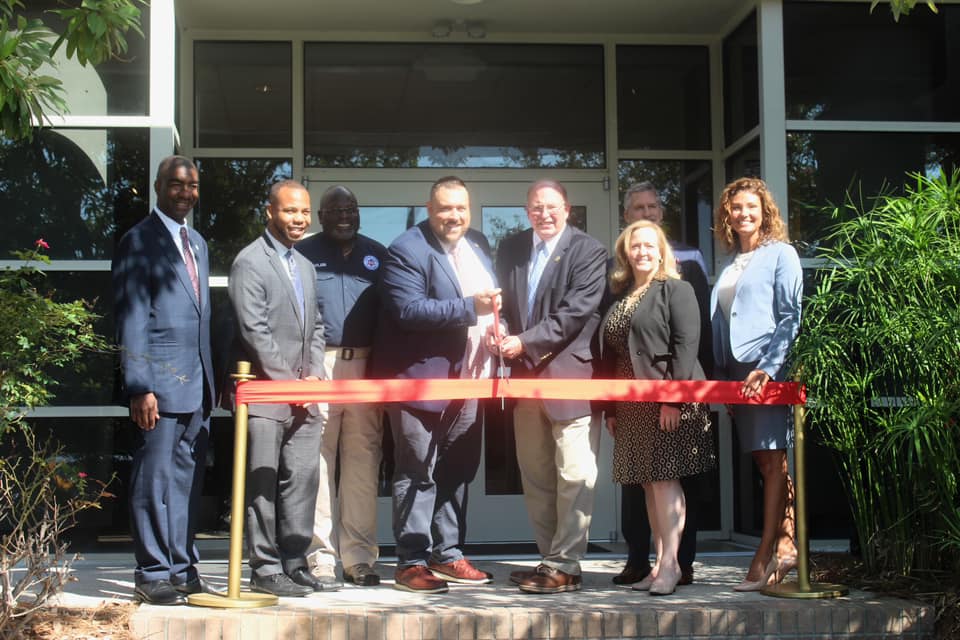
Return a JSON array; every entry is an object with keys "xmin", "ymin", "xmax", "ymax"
[{"xmin": 228, "ymin": 180, "xmax": 333, "ymax": 597}]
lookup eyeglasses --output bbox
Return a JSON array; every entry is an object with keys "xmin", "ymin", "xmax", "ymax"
[{"xmin": 528, "ymin": 203, "xmax": 564, "ymax": 215}]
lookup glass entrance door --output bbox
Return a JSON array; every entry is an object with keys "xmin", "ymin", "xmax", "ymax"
[{"xmin": 303, "ymin": 175, "xmax": 617, "ymax": 545}]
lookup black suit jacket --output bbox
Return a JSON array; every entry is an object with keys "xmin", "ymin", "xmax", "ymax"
[{"xmin": 496, "ymin": 225, "xmax": 607, "ymax": 421}]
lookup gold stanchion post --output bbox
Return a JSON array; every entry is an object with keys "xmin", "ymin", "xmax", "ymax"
[
  {"xmin": 762, "ymin": 396, "xmax": 848, "ymax": 599},
  {"xmin": 188, "ymin": 361, "xmax": 278, "ymax": 608}
]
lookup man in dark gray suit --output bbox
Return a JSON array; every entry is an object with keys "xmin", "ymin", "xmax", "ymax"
[
  {"xmin": 113, "ymin": 156, "xmax": 217, "ymax": 605},
  {"xmin": 229, "ymin": 180, "xmax": 331, "ymax": 597}
]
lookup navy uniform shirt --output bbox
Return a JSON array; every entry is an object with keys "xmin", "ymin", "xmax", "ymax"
[{"xmin": 296, "ymin": 233, "xmax": 388, "ymax": 348}]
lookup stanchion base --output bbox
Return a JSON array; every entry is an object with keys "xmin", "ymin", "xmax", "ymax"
[
  {"xmin": 188, "ymin": 591, "xmax": 279, "ymax": 608},
  {"xmin": 762, "ymin": 581, "xmax": 849, "ymax": 599}
]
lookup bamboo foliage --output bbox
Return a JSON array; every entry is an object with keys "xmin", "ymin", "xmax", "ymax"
[{"xmin": 791, "ymin": 171, "xmax": 960, "ymax": 575}]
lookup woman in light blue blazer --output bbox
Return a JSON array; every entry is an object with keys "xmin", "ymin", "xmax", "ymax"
[{"xmin": 710, "ymin": 178, "xmax": 803, "ymax": 592}]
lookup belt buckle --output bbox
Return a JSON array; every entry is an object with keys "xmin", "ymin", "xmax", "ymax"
[{"xmin": 341, "ymin": 348, "xmax": 354, "ymax": 361}]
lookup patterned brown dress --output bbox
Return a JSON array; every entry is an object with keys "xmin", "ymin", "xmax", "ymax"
[{"xmin": 605, "ymin": 292, "xmax": 716, "ymax": 485}]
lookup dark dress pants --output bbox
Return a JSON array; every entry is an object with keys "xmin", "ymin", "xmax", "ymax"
[
  {"xmin": 129, "ymin": 410, "xmax": 209, "ymax": 585},
  {"xmin": 245, "ymin": 408, "xmax": 323, "ymax": 579},
  {"xmin": 389, "ymin": 399, "xmax": 482, "ymax": 567},
  {"xmin": 621, "ymin": 473, "xmax": 702, "ymax": 571}
]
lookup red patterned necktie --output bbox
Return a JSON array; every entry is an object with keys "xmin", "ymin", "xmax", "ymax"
[{"xmin": 180, "ymin": 226, "xmax": 200, "ymax": 301}]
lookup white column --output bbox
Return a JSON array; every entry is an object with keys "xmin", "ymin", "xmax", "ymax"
[
  {"xmin": 149, "ymin": 0, "xmax": 177, "ymax": 207},
  {"xmin": 757, "ymin": 0, "xmax": 789, "ymax": 228}
]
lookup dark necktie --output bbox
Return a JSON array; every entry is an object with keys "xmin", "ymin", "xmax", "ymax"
[{"xmin": 179, "ymin": 226, "xmax": 200, "ymax": 301}]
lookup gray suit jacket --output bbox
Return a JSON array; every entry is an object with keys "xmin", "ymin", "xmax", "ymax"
[{"xmin": 229, "ymin": 232, "xmax": 326, "ymax": 419}]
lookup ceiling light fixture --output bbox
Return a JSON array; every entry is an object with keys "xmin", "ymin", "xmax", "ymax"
[{"xmin": 450, "ymin": 0, "xmax": 484, "ymax": 5}]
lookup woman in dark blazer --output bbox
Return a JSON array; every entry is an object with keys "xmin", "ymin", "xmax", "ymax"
[
  {"xmin": 710, "ymin": 177, "xmax": 803, "ymax": 591},
  {"xmin": 601, "ymin": 220, "xmax": 715, "ymax": 596}
]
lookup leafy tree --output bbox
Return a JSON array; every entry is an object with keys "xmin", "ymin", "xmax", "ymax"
[{"xmin": 0, "ymin": 0, "xmax": 145, "ymax": 141}]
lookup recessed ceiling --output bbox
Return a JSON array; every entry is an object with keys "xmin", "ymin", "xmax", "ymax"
[{"xmin": 176, "ymin": 0, "xmax": 756, "ymax": 36}]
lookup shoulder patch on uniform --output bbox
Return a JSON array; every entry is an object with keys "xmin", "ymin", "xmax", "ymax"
[{"xmin": 363, "ymin": 255, "xmax": 380, "ymax": 271}]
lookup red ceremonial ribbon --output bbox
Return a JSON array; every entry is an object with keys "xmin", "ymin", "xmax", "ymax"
[{"xmin": 235, "ymin": 377, "xmax": 805, "ymax": 406}]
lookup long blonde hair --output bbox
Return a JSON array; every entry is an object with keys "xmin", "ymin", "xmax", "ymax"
[
  {"xmin": 609, "ymin": 220, "xmax": 680, "ymax": 296},
  {"xmin": 714, "ymin": 177, "xmax": 789, "ymax": 253}
]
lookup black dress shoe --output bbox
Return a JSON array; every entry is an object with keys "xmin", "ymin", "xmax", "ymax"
[
  {"xmin": 290, "ymin": 567, "xmax": 343, "ymax": 592},
  {"xmin": 134, "ymin": 579, "xmax": 187, "ymax": 605},
  {"xmin": 250, "ymin": 572, "xmax": 313, "ymax": 597},
  {"xmin": 612, "ymin": 564, "xmax": 651, "ymax": 585},
  {"xmin": 173, "ymin": 577, "xmax": 226, "ymax": 596},
  {"xmin": 678, "ymin": 566, "xmax": 694, "ymax": 586}
]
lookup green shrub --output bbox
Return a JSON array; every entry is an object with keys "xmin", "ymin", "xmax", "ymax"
[{"xmin": 792, "ymin": 171, "xmax": 960, "ymax": 576}]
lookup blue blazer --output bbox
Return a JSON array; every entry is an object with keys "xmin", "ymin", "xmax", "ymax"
[
  {"xmin": 710, "ymin": 241, "xmax": 802, "ymax": 381},
  {"xmin": 371, "ymin": 220, "xmax": 496, "ymax": 414},
  {"xmin": 112, "ymin": 211, "xmax": 214, "ymax": 414}
]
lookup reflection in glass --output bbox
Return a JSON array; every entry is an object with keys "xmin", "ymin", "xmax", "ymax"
[
  {"xmin": 482, "ymin": 207, "xmax": 528, "ymax": 253},
  {"xmin": 784, "ymin": 3, "xmax": 959, "ymax": 122},
  {"xmin": 617, "ymin": 46, "xmax": 711, "ymax": 150},
  {"xmin": 617, "ymin": 160, "xmax": 713, "ymax": 268},
  {"xmin": 304, "ymin": 43, "xmax": 605, "ymax": 169},
  {"xmin": 723, "ymin": 11, "xmax": 759, "ymax": 146},
  {"xmin": 725, "ymin": 138, "xmax": 761, "ymax": 185},
  {"xmin": 193, "ymin": 158, "xmax": 292, "ymax": 275},
  {"xmin": 787, "ymin": 131, "xmax": 960, "ymax": 257},
  {"xmin": 29, "ymin": 272, "xmax": 117, "ymax": 406},
  {"xmin": 24, "ymin": 417, "xmax": 131, "ymax": 534},
  {"xmin": 26, "ymin": 3, "xmax": 150, "ymax": 115},
  {"xmin": 0, "ymin": 129, "xmax": 149, "ymax": 259},
  {"xmin": 194, "ymin": 42, "xmax": 292, "ymax": 148},
  {"xmin": 357, "ymin": 207, "xmax": 428, "ymax": 248}
]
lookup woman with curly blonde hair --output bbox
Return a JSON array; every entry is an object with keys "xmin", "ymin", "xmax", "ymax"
[
  {"xmin": 602, "ymin": 220, "xmax": 715, "ymax": 596},
  {"xmin": 710, "ymin": 177, "xmax": 802, "ymax": 591}
]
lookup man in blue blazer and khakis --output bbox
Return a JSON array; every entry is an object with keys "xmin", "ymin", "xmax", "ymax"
[
  {"xmin": 491, "ymin": 179, "xmax": 607, "ymax": 594},
  {"xmin": 112, "ymin": 156, "xmax": 217, "ymax": 605},
  {"xmin": 228, "ymin": 180, "xmax": 333, "ymax": 597},
  {"xmin": 371, "ymin": 176, "xmax": 501, "ymax": 593}
]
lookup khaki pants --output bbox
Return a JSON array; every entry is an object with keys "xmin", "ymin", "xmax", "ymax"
[
  {"xmin": 513, "ymin": 399, "xmax": 601, "ymax": 575},
  {"xmin": 308, "ymin": 349, "xmax": 383, "ymax": 571}
]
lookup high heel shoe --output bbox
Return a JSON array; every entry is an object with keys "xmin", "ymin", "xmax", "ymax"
[
  {"xmin": 630, "ymin": 573, "xmax": 655, "ymax": 591},
  {"xmin": 649, "ymin": 570, "xmax": 680, "ymax": 596},
  {"xmin": 732, "ymin": 555, "xmax": 778, "ymax": 592},
  {"xmin": 774, "ymin": 554, "xmax": 797, "ymax": 584}
]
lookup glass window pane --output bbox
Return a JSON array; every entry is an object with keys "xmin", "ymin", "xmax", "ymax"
[
  {"xmin": 193, "ymin": 158, "xmax": 292, "ymax": 275},
  {"xmin": 32, "ymin": 272, "xmax": 117, "ymax": 406},
  {"xmin": 194, "ymin": 42, "xmax": 292, "ymax": 148},
  {"xmin": 725, "ymin": 138, "xmax": 761, "ymax": 184},
  {"xmin": 26, "ymin": 4, "xmax": 149, "ymax": 115},
  {"xmin": 723, "ymin": 12, "xmax": 759, "ymax": 145},
  {"xmin": 0, "ymin": 128, "xmax": 149, "ymax": 259},
  {"xmin": 304, "ymin": 43, "xmax": 605, "ymax": 169},
  {"xmin": 617, "ymin": 160, "xmax": 713, "ymax": 258},
  {"xmin": 784, "ymin": 3, "xmax": 960, "ymax": 122},
  {"xmin": 358, "ymin": 207, "xmax": 428, "ymax": 248},
  {"xmin": 482, "ymin": 207, "xmax": 529, "ymax": 253},
  {"xmin": 617, "ymin": 46, "xmax": 711, "ymax": 150},
  {"xmin": 787, "ymin": 131, "xmax": 960, "ymax": 257}
]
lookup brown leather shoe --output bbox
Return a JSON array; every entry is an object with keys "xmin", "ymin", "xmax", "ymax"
[
  {"xmin": 394, "ymin": 565, "xmax": 449, "ymax": 594},
  {"xmin": 428, "ymin": 558, "xmax": 493, "ymax": 584},
  {"xmin": 678, "ymin": 566, "xmax": 694, "ymax": 586},
  {"xmin": 509, "ymin": 568, "xmax": 537, "ymax": 585},
  {"xmin": 611, "ymin": 564, "xmax": 651, "ymax": 585},
  {"xmin": 516, "ymin": 564, "xmax": 581, "ymax": 594}
]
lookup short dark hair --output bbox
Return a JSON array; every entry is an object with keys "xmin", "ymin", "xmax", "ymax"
[
  {"xmin": 155, "ymin": 155, "xmax": 197, "ymax": 182},
  {"xmin": 268, "ymin": 179, "xmax": 307, "ymax": 205},
  {"xmin": 429, "ymin": 176, "xmax": 467, "ymax": 201}
]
